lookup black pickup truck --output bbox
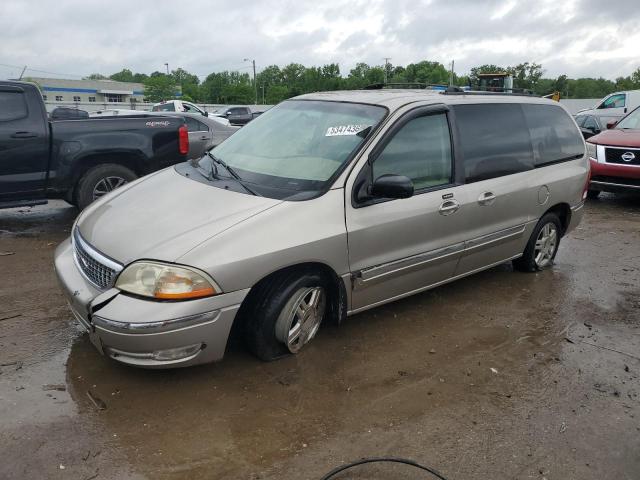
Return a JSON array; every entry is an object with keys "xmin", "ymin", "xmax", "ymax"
[{"xmin": 0, "ymin": 80, "xmax": 189, "ymax": 210}]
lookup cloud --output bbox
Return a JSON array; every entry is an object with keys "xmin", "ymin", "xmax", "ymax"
[{"xmin": 0, "ymin": 0, "xmax": 638, "ymax": 81}]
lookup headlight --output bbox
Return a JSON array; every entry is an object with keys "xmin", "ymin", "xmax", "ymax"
[
  {"xmin": 115, "ymin": 261, "xmax": 219, "ymax": 300},
  {"xmin": 586, "ymin": 142, "xmax": 597, "ymax": 160}
]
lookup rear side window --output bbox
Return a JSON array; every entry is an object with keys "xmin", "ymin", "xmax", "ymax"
[
  {"xmin": 373, "ymin": 113, "xmax": 453, "ymax": 190},
  {"xmin": 185, "ymin": 117, "xmax": 208, "ymax": 132},
  {"xmin": 454, "ymin": 103, "xmax": 533, "ymax": 183},
  {"xmin": 0, "ymin": 90, "xmax": 28, "ymax": 121},
  {"xmin": 522, "ymin": 104, "xmax": 585, "ymax": 167}
]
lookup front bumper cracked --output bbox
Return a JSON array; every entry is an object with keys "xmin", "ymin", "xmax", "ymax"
[{"xmin": 54, "ymin": 237, "xmax": 249, "ymax": 368}]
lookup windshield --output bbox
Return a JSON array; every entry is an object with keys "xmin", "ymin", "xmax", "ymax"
[
  {"xmin": 198, "ymin": 100, "xmax": 386, "ymax": 197},
  {"xmin": 616, "ymin": 107, "xmax": 640, "ymax": 129}
]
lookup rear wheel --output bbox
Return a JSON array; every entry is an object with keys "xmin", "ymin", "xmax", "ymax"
[
  {"xmin": 513, "ymin": 213, "xmax": 562, "ymax": 272},
  {"xmin": 244, "ymin": 270, "xmax": 329, "ymax": 361},
  {"xmin": 75, "ymin": 164, "xmax": 137, "ymax": 210}
]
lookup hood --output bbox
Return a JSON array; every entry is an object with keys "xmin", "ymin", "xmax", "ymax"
[
  {"xmin": 76, "ymin": 167, "xmax": 281, "ymax": 264},
  {"xmin": 588, "ymin": 129, "xmax": 640, "ymax": 148}
]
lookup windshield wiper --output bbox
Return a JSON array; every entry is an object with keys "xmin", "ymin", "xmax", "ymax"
[{"xmin": 206, "ymin": 151, "xmax": 261, "ymax": 196}]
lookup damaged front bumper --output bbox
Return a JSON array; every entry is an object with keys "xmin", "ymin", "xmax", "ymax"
[{"xmin": 54, "ymin": 238, "xmax": 249, "ymax": 368}]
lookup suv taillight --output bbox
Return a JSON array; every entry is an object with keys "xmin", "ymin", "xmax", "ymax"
[{"xmin": 178, "ymin": 125, "xmax": 189, "ymax": 155}]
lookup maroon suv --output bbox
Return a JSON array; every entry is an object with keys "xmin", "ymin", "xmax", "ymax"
[{"xmin": 586, "ymin": 106, "xmax": 640, "ymax": 198}]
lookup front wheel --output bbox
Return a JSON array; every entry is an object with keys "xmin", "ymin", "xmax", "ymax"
[
  {"xmin": 75, "ymin": 164, "xmax": 137, "ymax": 210},
  {"xmin": 513, "ymin": 213, "xmax": 562, "ymax": 272},
  {"xmin": 244, "ymin": 271, "xmax": 329, "ymax": 361}
]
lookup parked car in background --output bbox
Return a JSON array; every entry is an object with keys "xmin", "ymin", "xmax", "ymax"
[
  {"xmin": 576, "ymin": 89, "xmax": 640, "ymax": 130},
  {"xmin": 54, "ymin": 89, "xmax": 587, "ymax": 369},
  {"xmin": 585, "ymin": 105, "xmax": 640, "ymax": 198},
  {"xmin": 156, "ymin": 112, "xmax": 238, "ymax": 159},
  {"xmin": 152, "ymin": 100, "xmax": 209, "ymax": 117},
  {"xmin": 0, "ymin": 80, "xmax": 189, "ymax": 210},
  {"xmin": 574, "ymin": 112, "xmax": 603, "ymax": 140},
  {"xmin": 50, "ymin": 106, "xmax": 89, "ymax": 120},
  {"xmin": 214, "ymin": 106, "xmax": 264, "ymax": 126}
]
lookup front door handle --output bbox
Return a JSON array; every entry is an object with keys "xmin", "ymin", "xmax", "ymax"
[
  {"xmin": 11, "ymin": 131, "xmax": 37, "ymax": 139},
  {"xmin": 200, "ymin": 135, "xmax": 208, "ymax": 140},
  {"xmin": 439, "ymin": 199, "xmax": 459, "ymax": 216},
  {"xmin": 478, "ymin": 191, "xmax": 496, "ymax": 205}
]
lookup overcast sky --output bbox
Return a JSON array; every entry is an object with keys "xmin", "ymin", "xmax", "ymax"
[{"xmin": 1, "ymin": 0, "xmax": 639, "ymax": 81}]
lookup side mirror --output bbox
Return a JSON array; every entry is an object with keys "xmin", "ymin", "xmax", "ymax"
[
  {"xmin": 204, "ymin": 111, "xmax": 209, "ymax": 117},
  {"xmin": 371, "ymin": 174, "xmax": 414, "ymax": 199},
  {"xmin": 225, "ymin": 111, "xmax": 232, "ymax": 116},
  {"xmin": 606, "ymin": 120, "xmax": 617, "ymax": 129}
]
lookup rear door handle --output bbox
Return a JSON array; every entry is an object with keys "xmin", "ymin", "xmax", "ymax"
[
  {"xmin": 200, "ymin": 135, "xmax": 209, "ymax": 140},
  {"xmin": 439, "ymin": 199, "xmax": 459, "ymax": 216},
  {"xmin": 478, "ymin": 191, "xmax": 496, "ymax": 206},
  {"xmin": 11, "ymin": 131, "xmax": 37, "ymax": 139}
]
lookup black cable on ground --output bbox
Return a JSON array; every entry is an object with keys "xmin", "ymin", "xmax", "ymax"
[{"xmin": 319, "ymin": 456, "xmax": 448, "ymax": 480}]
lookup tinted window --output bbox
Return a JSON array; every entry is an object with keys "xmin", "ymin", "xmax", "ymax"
[
  {"xmin": 185, "ymin": 117, "xmax": 208, "ymax": 132},
  {"xmin": 583, "ymin": 115, "xmax": 599, "ymax": 131},
  {"xmin": 574, "ymin": 115, "xmax": 586, "ymax": 127},
  {"xmin": 522, "ymin": 104, "xmax": 585, "ymax": 167},
  {"xmin": 0, "ymin": 91, "xmax": 28, "ymax": 122},
  {"xmin": 153, "ymin": 103, "xmax": 175, "ymax": 112},
  {"xmin": 373, "ymin": 113, "xmax": 452, "ymax": 190},
  {"xmin": 229, "ymin": 107, "xmax": 248, "ymax": 115},
  {"xmin": 598, "ymin": 93, "xmax": 625, "ymax": 109},
  {"xmin": 184, "ymin": 117, "xmax": 201, "ymax": 132},
  {"xmin": 616, "ymin": 107, "xmax": 640, "ymax": 129},
  {"xmin": 454, "ymin": 103, "xmax": 533, "ymax": 183}
]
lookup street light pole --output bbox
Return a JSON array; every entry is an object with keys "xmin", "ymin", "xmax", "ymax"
[
  {"xmin": 164, "ymin": 63, "xmax": 169, "ymax": 75},
  {"xmin": 244, "ymin": 58, "xmax": 258, "ymax": 105}
]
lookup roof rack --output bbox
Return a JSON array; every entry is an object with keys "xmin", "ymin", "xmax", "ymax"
[
  {"xmin": 363, "ymin": 82, "xmax": 451, "ymax": 90},
  {"xmin": 440, "ymin": 90, "xmax": 537, "ymax": 97}
]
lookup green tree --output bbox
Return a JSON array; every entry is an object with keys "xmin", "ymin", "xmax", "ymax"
[
  {"xmin": 84, "ymin": 73, "xmax": 107, "ymax": 80},
  {"xmin": 143, "ymin": 75, "xmax": 177, "ymax": 102},
  {"xmin": 265, "ymin": 85, "xmax": 290, "ymax": 104},
  {"xmin": 109, "ymin": 69, "xmax": 135, "ymax": 82}
]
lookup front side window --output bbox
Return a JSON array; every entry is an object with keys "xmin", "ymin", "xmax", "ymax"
[
  {"xmin": 574, "ymin": 115, "xmax": 586, "ymax": 127},
  {"xmin": 372, "ymin": 113, "xmax": 452, "ymax": 190},
  {"xmin": 522, "ymin": 104, "xmax": 585, "ymax": 167},
  {"xmin": 598, "ymin": 93, "xmax": 625, "ymax": 109},
  {"xmin": 454, "ymin": 103, "xmax": 534, "ymax": 183},
  {"xmin": 616, "ymin": 107, "xmax": 640, "ymax": 129},
  {"xmin": 582, "ymin": 115, "xmax": 599, "ymax": 132},
  {"xmin": 198, "ymin": 100, "xmax": 386, "ymax": 198},
  {"xmin": 0, "ymin": 91, "xmax": 28, "ymax": 121}
]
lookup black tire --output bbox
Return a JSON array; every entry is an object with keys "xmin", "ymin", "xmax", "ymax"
[
  {"xmin": 513, "ymin": 212, "xmax": 562, "ymax": 272},
  {"xmin": 75, "ymin": 164, "xmax": 137, "ymax": 210},
  {"xmin": 586, "ymin": 189, "xmax": 600, "ymax": 199},
  {"xmin": 244, "ymin": 270, "xmax": 330, "ymax": 361}
]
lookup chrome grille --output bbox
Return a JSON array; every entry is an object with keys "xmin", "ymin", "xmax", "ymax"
[{"xmin": 73, "ymin": 229, "xmax": 122, "ymax": 289}]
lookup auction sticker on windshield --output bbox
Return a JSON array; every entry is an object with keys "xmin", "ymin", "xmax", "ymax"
[{"xmin": 325, "ymin": 124, "xmax": 368, "ymax": 136}]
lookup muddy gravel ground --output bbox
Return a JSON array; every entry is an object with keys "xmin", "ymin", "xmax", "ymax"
[{"xmin": 0, "ymin": 196, "xmax": 639, "ymax": 480}]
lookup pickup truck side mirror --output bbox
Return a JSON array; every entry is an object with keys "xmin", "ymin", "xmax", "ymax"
[
  {"xmin": 370, "ymin": 174, "xmax": 414, "ymax": 199},
  {"xmin": 225, "ymin": 111, "xmax": 232, "ymax": 117},
  {"xmin": 606, "ymin": 120, "xmax": 618, "ymax": 129},
  {"xmin": 203, "ymin": 111, "xmax": 208, "ymax": 117}
]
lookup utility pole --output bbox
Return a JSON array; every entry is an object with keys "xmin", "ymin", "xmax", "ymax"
[
  {"xmin": 383, "ymin": 57, "xmax": 391, "ymax": 84},
  {"xmin": 164, "ymin": 63, "xmax": 169, "ymax": 75},
  {"xmin": 449, "ymin": 60, "xmax": 455, "ymax": 87},
  {"xmin": 244, "ymin": 58, "xmax": 258, "ymax": 105}
]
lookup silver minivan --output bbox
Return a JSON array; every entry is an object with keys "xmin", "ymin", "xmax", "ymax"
[{"xmin": 54, "ymin": 89, "xmax": 588, "ymax": 368}]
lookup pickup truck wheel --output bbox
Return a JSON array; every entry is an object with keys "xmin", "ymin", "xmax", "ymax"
[
  {"xmin": 76, "ymin": 164, "xmax": 137, "ymax": 210},
  {"xmin": 513, "ymin": 213, "xmax": 562, "ymax": 272},
  {"xmin": 244, "ymin": 271, "xmax": 329, "ymax": 361}
]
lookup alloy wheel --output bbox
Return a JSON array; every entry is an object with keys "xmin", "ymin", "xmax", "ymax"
[{"xmin": 275, "ymin": 286, "xmax": 326, "ymax": 353}]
